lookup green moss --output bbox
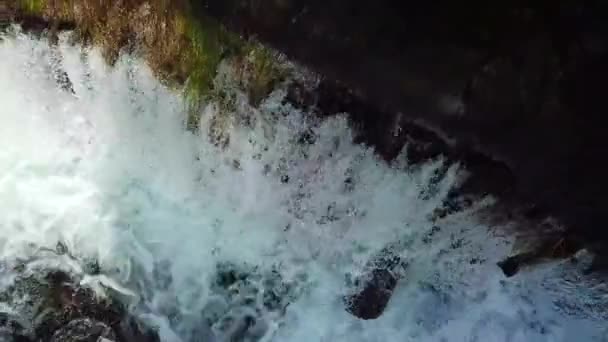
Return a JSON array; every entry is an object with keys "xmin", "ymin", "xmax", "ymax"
[
  {"xmin": 18, "ymin": 0, "xmax": 45, "ymax": 14},
  {"xmin": 181, "ymin": 14, "xmax": 243, "ymax": 131},
  {"xmin": 183, "ymin": 35, "xmax": 288, "ymax": 130},
  {"xmin": 245, "ymin": 45, "xmax": 286, "ymax": 106}
]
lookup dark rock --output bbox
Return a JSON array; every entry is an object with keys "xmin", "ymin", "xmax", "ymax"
[
  {"xmin": 422, "ymin": 226, "xmax": 442, "ymax": 244},
  {"xmin": 50, "ymin": 318, "xmax": 116, "ymax": 342},
  {"xmin": 0, "ymin": 262, "xmax": 159, "ymax": 342},
  {"xmin": 284, "ymin": 75, "xmax": 517, "ymax": 207},
  {"xmin": 0, "ymin": 312, "xmax": 32, "ymax": 342},
  {"xmin": 216, "ymin": 309, "xmax": 267, "ymax": 342},
  {"xmin": 344, "ymin": 248, "xmax": 407, "ymax": 320},
  {"xmin": 204, "ymin": 262, "xmax": 302, "ymax": 339},
  {"xmin": 497, "ymin": 254, "xmax": 527, "ymax": 278},
  {"xmin": 114, "ymin": 316, "xmax": 160, "ymax": 342},
  {"xmin": 497, "ymin": 234, "xmax": 585, "ymax": 277},
  {"xmin": 0, "ymin": 331, "xmax": 32, "ymax": 342},
  {"xmin": 584, "ymin": 254, "xmax": 608, "ymax": 275},
  {"xmin": 12, "ymin": 13, "xmax": 76, "ymax": 34},
  {"xmin": 211, "ymin": 263, "xmax": 296, "ymax": 314},
  {"xmin": 345, "ymin": 268, "xmax": 398, "ymax": 320}
]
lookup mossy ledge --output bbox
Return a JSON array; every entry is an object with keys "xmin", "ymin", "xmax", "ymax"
[{"xmin": 13, "ymin": 0, "xmax": 287, "ymax": 131}]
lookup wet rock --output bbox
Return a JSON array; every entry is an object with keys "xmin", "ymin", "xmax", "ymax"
[
  {"xmin": 114, "ymin": 316, "xmax": 160, "ymax": 342},
  {"xmin": 11, "ymin": 13, "xmax": 76, "ymax": 35},
  {"xmin": 422, "ymin": 226, "xmax": 442, "ymax": 244},
  {"xmin": 50, "ymin": 318, "xmax": 116, "ymax": 342},
  {"xmin": 0, "ymin": 312, "xmax": 32, "ymax": 342},
  {"xmin": 202, "ymin": 262, "xmax": 305, "ymax": 340},
  {"xmin": 497, "ymin": 234, "xmax": 584, "ymax": 277},
  {"xmin": 175, "ymin": 315, "xmax": 217, "ymax": 342},
  {"xmin": 344, "ymin": 248, "xmax": 407, "ymax": 320},
  {"xmin": 284, "ymin": 75, "xmax": 516, "ymax": 209},
  {"xmin": 584, "ymin": 254, "xmax": 608, "ymax": 275},
  {"xmin": 0, "ymin": 261, "xmax": 159, "ymax": 342},
  {"xmin": 216, "ymin": 309, "xmax": 267, "ymax": 342},
  {"xmin": 211, "ymin": 262, "xmax": 294, "ymax": 314},
  {"xmin": 201, "ymin": 296, "xmax": 229, "ymax": 326},
  {"xmin": 345, "ymin": 268, "xmax": 398, "ymax": 320},
  {"xmin": 497, "ymin": 254, "xmax": 529, "ymax": 278}
]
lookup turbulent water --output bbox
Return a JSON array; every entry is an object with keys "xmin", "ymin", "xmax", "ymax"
[{"xmin": 0, "ymin": 30, "xmax": 607, "ymax": 341}]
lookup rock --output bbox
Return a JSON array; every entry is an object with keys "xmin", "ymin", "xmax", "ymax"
[
  {"xmin": 11, "ymin": 13, "xmax": 75, "ymax": 34},
  {"xmin": 0, "ymin": 261, "xmax": 159, "ymax": 342},
  {"xmin": 0, "ymin": 330, "xmax": 32, "ymax": 342},
  {"xmin": 497, "ymin": 233, "xmax": 584, "ymax": 277},
  {"xmin": 345, "ymin": 268, "xmax": 398, "ymax": 320},
  {"xmin": 50, "ymin": 318, "xmax": 116, "ymax": 342},
  {"xmin": 497, "ymin": 254, "xmax": 529, "ymax": 278},
  {"xmin": 584, "ymin": 254, "xmax": 608, "ymax": 275},
  {"xmin": 0, "ymin": 312, "xmax": 32, "ymax": 342},
  {"xmin": 113, "ymin": 316, "xmax": 160, "ymax": 342},
  {"xmin": 344, "ymin": 248, "xmax": 407, "ymax": 320},
  {"xmin": 216, "ymin": 309, "xmax": 267, "ymax": 342},
  {"xmin": 200, "ymin": 262, "xmax": 307, "ymax": 340}
]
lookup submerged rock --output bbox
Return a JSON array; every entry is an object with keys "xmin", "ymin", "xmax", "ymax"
[
  {"xmin": 345, "ymin": 268, "xmax": 398, "ymax": 320},
  {"xmin": 0, "ymin": 259, "xmax": 159, "ymax": 342},
  {"xmin": 344, "ymin": 248, "xmax": 408, "ymax": 320},
  {"xmin": 50, "ymin": 318, "xmax": 116, "ymax": 342},
  {"xmin": 196, "ymin": 262, "xmax": 307, "ymax": 340},
  {"xmin": 0, "ymin": 312, "xmax": 31, "ymax": 342},
  {"xmin": 114, "ymin": 316, "xmax": 160, "ymax": 342}
]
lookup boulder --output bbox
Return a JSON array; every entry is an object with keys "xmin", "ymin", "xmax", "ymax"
[
  {"xmin": 50, "ymin": 318, "xmax": 116, "ymax": 342},
  {"xmin": 0, "ymin": 260, "xmax": 159, "ymax": 342},
  {"xmin": 344, "ymin": 248, "xmax": 407, "ymax": 320}
]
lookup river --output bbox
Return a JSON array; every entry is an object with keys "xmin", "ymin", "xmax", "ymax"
[{"xmin": 0, "ymin": 29, "xmax": 606, "ymax": 342}]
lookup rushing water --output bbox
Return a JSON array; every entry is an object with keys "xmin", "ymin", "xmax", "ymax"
[{"xmin": 0, "ymin": 30, "xmax": 607, "ymax": 342}]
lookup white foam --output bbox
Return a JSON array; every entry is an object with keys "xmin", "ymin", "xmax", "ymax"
[{"xmin": 0, "ymin": 30, "xmax": 605, "ymax": 341}]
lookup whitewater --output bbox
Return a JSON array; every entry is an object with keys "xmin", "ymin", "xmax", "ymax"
[{"xmin": 0, "ymin": 29, "xmax": 606, "ymax": 341}]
